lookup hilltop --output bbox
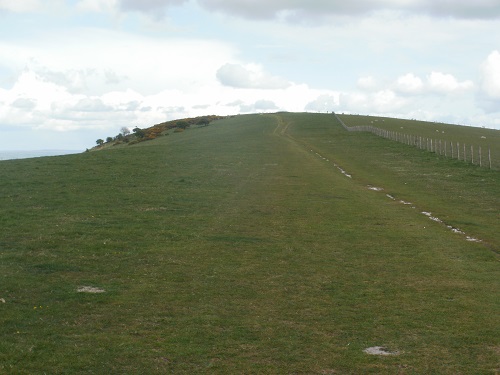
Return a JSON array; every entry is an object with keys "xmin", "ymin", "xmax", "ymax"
[{"xmin": 91, "ymin": 112, "xmax": 500, "ymax": 169}]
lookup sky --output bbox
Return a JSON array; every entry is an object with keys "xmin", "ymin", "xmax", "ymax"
[{"xmin": 0, "ymin": 0, "xmax": 499, "ymax": 151}]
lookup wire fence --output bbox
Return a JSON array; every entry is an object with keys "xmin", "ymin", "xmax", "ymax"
[{"xmin": 333, "ymin": 113, "xmax": 497, "ymax": 170}]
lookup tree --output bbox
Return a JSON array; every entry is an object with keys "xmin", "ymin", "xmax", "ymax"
[
  {"xmin": 176, "ymin": 120, "xmax": 189, "ymax": 129},
  {"xmin": 133, "ymin": 127, "xmax": 145, "ymax": 139},
  {"xmin": 197, "ymin": 117, "xmax": 210, "ymax": 127},
  {"xmin": 120, "ymin": 127, "xmax": 130, "ymax": 136},
  {"xmin": 106, "ymin": 136, "xmax": 113, "ymax": 143},
  {"xmin": 96, "ymin": 139, "xmax": 104, "ymax": 146}
]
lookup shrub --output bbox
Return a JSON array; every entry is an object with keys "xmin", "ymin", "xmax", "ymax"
[
  {"xmin": 176, "ymin": 120, "xmax": 189, "ymax": 129},
  {"xmin": 133, "ymin": 127, "xmax": 145, "ymax": 138}
]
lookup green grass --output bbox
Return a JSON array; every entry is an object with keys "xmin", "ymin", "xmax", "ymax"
[
  {"xmin": 0, "ymin": 113, "xmax": 499, "ymax": 373},
  {"xmin": 338, "ymin": 114, "xmax": 500, "ymax": 169}
]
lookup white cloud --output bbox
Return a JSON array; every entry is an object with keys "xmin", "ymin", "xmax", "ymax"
[
  {"xmin": 305, "ymin": 94, "xmax": 339, "ymax": 112},
  {"xmin": 0, "ymin": 0, "xmax": 65, "ymax": 14},
  {"xmin": 0, "ymin": 0, "xmax": 43, "ymax": 12},
  {"xmin": 0, "ymin": 69, "xmax": 135, "ymax": 132},
  {"xmin": 119, "ymin": 0, "xmax": 186, "ymax": 13},
  {"xmin": 240, "ymin": 99, "xmax": 278, "ymax": 113},
  {"xmin": 477, "ymin": 50, "xmax": 500, "ymax": 113},
  {"xmin": 427, "ymin": 71, "xmax": 474, "ymax": 93},
  {"xmin": 6, "ymin": 70, "xmax": 72, "ymax": 109},
  {"xmin": 254, "ymin": 99, "xmax": 278, "ymax": 110},
  {"xmin": 479, "ymin": 50, "xmax": 500, "ymax": 99},
  {"xmin": 389, "ymin": 71, "xmax": 473, "ymax": 95},
  {"xmin": 0, "ymin": 27, "xmax": 236, "ymax": 95},
  {"xmin": 72, "ymin": 98, "xmax": 113, "ymax": 112},
  {"xmin": 216, "ymin": 63, "xmax": 291, "ymax": 90},
  {"xmin": 340, "ymin": 89, "xmax": 406, "ymax": 114},
  {"xmin": 101, "ymin": 89, "xmax": 144, "ymax": 108},
  {"xmin": 1, "ymin": 62, "xmax": 329, "ymax": 137},
  {"xmin": 372, "ymin": 89, "xmax": 406, "ymax": 112},
  {"xmin": 357, "ymin": 76, "xmax": 378, "ymax": 91},
  {"xmin": 395, "ymin": 73, "xmax": 424, "ymax": 94},
  {"xmin": 11, "ymin": 98, "xmax": 37, "ymax": 109},
  {"xmin": 76, "ymin": 0, "xmax": 118, "ymax": 13}
]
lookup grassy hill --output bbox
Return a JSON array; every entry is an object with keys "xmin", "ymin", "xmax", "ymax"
[{"xmin": 1, "ymin": 113, "xmax": 499, "ymax": 373}]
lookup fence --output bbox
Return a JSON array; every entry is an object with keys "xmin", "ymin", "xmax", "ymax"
[{"xmin": 333, "ymin": 113, "xmax": 497, "ymax": 170}]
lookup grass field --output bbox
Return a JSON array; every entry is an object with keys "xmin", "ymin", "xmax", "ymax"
[
  {"xmin": 1, "ymin": 113, "xmax": 499, "ymax": 373},
  {"xmin": 338, "ymin": 114, "xmax": 500, "ymax": 169}
]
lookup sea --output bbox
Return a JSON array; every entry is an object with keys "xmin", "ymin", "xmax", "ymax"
[{"xmin": 0, "ymin": 150, "xmax": 82, "ymax": 161}]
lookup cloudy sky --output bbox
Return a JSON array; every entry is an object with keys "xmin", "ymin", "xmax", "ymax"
[{"xmin": 1, "ymin": 0, "xmax": 499, "ymax": 150}]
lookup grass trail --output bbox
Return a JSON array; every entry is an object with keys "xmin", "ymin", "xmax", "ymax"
[{"xmin": 0, "ymin": 113, "xmax": 498, "ymax": 373}]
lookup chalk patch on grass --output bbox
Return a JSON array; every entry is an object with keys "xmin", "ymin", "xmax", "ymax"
[
  {"xmin": 466, "ymin": 236, "xmax": 482, "ymax": 242},
  {"xmin": 399, "ymin": 200, "xmax": 413, "ymax": 205},
  {"xmin": 0, "ymin": 298, "xmax": 5, "ymax": 303},
  {"xmin": 77, "ymin": 286, "xmax": 105, "ymax": 293},
  {"xmin": 313, "ymin": 150, "xmax": 353, "ymax": 178},
  {"xmin": 367, "ymin": 186, "xmax": 384, "ymax": 191},
  {"xmin": 448, "ymin": 225, "xmax": 465, "ymax": 235},
  {"xmin": 340, "ymin": 169, "xmax": 352, "ymax": 178},
  {"xmin": 364, "ymin": 346, "xmax": 400, "ymax": 356},
  {"xmin": 334, "ymin": 163, "xmax": 352, "ymax": 178}
]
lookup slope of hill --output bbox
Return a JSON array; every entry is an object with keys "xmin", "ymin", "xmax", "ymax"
[
  {"xmin": 0, "ymin": 113, "xmax": 498, "ymax": 373},
  {"xmin": 338, "ymin": 113, "xmax": 500, "ymax": 169},
  {"xmin": 91, "ymin": 115, "xmax": 225, "ymax": 150}
]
